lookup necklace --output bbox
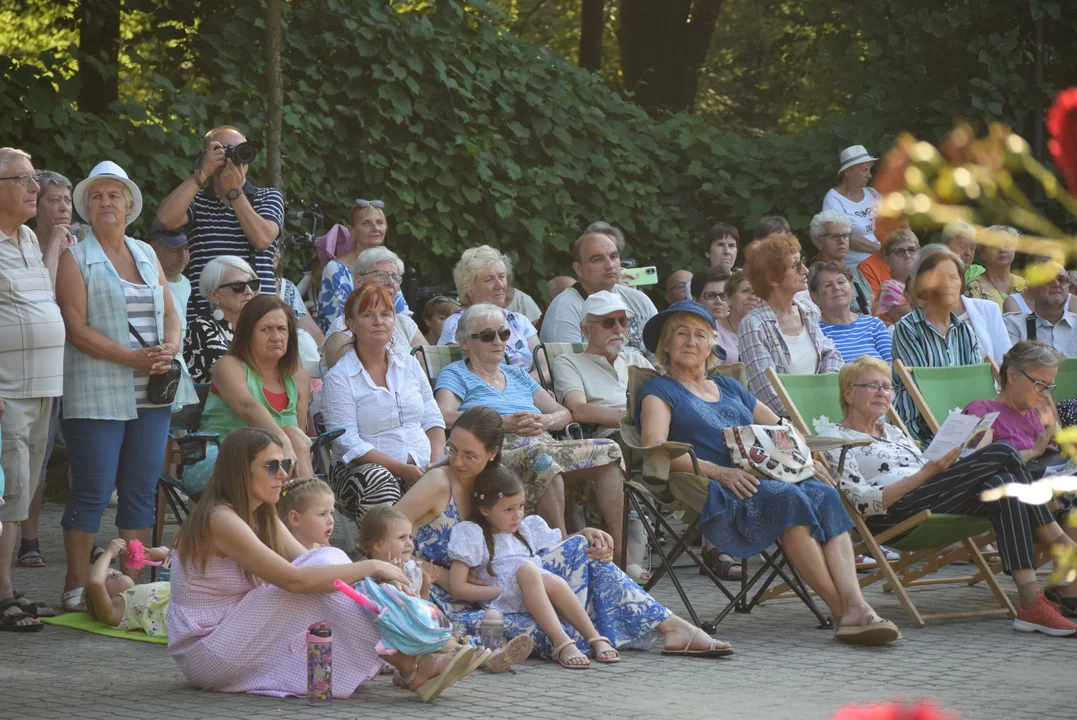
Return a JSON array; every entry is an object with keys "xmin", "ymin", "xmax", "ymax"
[
  {"xmin": 981, "ymin": 271, "xmax": 1012, "ymax": 297},
  {"xmin": 469, "ymin": 361, "xmax": 504, "ymax": 389}
]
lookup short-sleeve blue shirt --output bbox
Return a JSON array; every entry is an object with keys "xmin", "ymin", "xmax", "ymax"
[
  {"xmin": 637, "ymin": 375, "xmax": 756, "ymax": 469},
  {"xmin": 435, "ymin": 361, "xmax": 541, "ymax": 416}
]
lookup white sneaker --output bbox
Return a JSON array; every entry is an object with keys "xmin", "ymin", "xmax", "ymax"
[
  {"xmin": 854, "ymin": 553, "xmax": 878, "ymax": 570},
  {"xmin": 882, "ymin": 547, "xmax": 900, "ymax": 561},
  {"xmin": 107, "ymin": 490, "xmax": 119, "ymax": 508}
]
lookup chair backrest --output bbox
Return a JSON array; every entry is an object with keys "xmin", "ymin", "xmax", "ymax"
[
  {"xmin": 894, "ymin": 361, "xmax": 997, "ymax": 434},
  {"xmin": 534, "ymin": 342, "xmax": 587, "ymax": 394},
  {"xmin": 411, "ymin": 345, "xmax": 465, "ymax": 385},
  {"xmin": 768, "ymin": 372, "xmax": 843, "ymax": 437},
  {"xmin": 1054, "ymin": 357, "xmax": 1077, "ymax": 403},
  {"xmin": 623, "ymin": 363, "xmax": 747, "ymax": 426}
]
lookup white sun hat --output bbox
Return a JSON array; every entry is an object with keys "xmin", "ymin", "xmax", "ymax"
[
  {"xmin": 837, "ymin": 145, "xmax": 879, "ymax": 174},
  {"xmin": 73, "ymin": 160, "xmax": 143, "ymax": 226}
]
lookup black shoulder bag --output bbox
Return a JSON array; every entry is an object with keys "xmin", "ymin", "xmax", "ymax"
[{"xmin": 129, "ymin": 323, "xmax": 182, "ymax": 404}]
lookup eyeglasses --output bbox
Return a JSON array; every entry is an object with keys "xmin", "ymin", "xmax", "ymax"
[
  {"xmin": 471, "ymin": 328, "xmax": 512, "ymax": 343},
  {"xmin": 361, "ymin": 269, "xmax": 402, "ymax": 284},
  {"xmin": 1020, "ymin": 370, "xmax": 1057, "ymax": 395},
  {"xmin": 821, "ymin": 233, "xmax": 851, "ymax": 241},
  {"xmin": 853, "ymin": 383, "xmax": 894, "ymax": 394},
  {"xmin": 355, "ymin": 199, "xmax": 385, "ymax": 209},
  {"xmin": 0, "ymin": 173, "xmax": 40, "ymax": 188},
  {"xmin": 220, "ymin": 279, "xmax": 260, "ymax": 294},
  {"xmin": 590, "ymin": 316, "xmax": 629, "ymax": 329},
  {"xmin": 701, "ymin": 291, "xmax": 726, "ymax": 301},
  {"xmin": 888, "ymin": 246, "xmax": 918, "ymax": 257},
  {"xmin": 445, "ymin": 445, "xmax": 480, "ymax": 463},
  {"xmin": 265, "ymin": 458, "xmax": 294, "ymax": 476},
  {"xmin": 791, "ymin": 257, "xmax": 806, "ymax": 271}
]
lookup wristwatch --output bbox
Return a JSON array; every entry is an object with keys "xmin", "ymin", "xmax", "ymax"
[{"xmin": 225, "ymin": 188, "xmax": 242, "ymax": 202}]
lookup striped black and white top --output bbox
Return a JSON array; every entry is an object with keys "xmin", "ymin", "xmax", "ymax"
[
  {"xmin": 184, "ymin": 181, "xmax": 285, "ymax": 321},
  {"xmin": 122, "ymin": 279, "xmax": 167, "ymax": 408}
]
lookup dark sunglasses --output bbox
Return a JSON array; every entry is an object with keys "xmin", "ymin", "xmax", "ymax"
[
  {"xmin": 701, "ymin": 291, "xmax": 726, "ymax": 301},
  {"xmin": 355, "ymin": 199, "xmax": 385, "ymax": 209},
  {"xmin": 221, "ymin": 279, "xmax": 260, "ymax": 294},
  {"xmin": 471, "ymin": 328, "xmax": 512, "ymax": 343},
  {"xmin": 266, "ymin": 458, "xmax": 294, "ymax": 476},
  {"xmin": 593, "ymin": 316, "xmax": 629, "ymax": 329}
]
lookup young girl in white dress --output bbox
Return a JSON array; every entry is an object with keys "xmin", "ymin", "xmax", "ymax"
[{"xmin": 446, "ymin": 466, "xmax": 620, "ymax": 669}]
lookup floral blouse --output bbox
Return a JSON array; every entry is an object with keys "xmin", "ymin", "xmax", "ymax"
[
  {"xmin": 183, "ymin": 316, "xmax": 234, "ymax": 385},
  {"xmin": 965, "ymin": 273, "xmax": 1028, "ymax": 311},
  {"xmin": 815, "ymin": 420, "xmax": 925, "ymax": 517}
]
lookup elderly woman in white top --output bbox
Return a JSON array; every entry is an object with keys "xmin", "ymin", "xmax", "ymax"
[
  {"xmin": 184, "ymin": 255, "xmax": 258, "ymax": 384},
  {"xmin": 320, "ymin": 283, "xmax": 445, "ymax": 524},
  {"xmin": 323, "ymin": 246, "xmax": 423, "ymax": 372},
  {"xmin": 438, "ymin": 245, "xmax": 541, "ymax": 376},
  {"xmin": 821, "ymin": 145, "xmax": 882, "ymax": 268}
]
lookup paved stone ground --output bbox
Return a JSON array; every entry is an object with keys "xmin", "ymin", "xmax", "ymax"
[{"xmin": 2, "ymin": 502, "xmax": 1074, "ymax": 720}]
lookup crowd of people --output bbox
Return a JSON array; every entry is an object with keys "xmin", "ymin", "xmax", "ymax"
[{"xmin": 3, "ymin": 131, "xmax": 1077, "ymax": 701}]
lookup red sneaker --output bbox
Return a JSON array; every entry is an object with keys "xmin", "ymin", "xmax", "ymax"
[{"xmin": 1013, "ymin": 593, "xmax": 1077, "ymax": 637}]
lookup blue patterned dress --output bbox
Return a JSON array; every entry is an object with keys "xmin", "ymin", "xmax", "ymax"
[{"xmin": 414, "ymin": 488, "xmax": 671, "ymax": 659}]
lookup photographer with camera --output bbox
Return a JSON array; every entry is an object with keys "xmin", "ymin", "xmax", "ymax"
[{"xmin": 156, "ymin": 125, "xmax": 284, "ymax": 322}]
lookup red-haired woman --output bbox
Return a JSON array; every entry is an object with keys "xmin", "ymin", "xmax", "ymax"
[{"xmin": 320, "ymin": 284, "xmax": 446, "ymax": 527}]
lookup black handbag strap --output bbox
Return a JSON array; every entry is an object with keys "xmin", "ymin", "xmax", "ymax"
[
  {"xmin": 128, "ymin": 322, "xmax": 151, "ymax": 348},
  {"xmin": 1027, "ymin": 313, "xmax": 1037, "ymax": 342},
  {"xmin": 571, "ymin": 282, "xmax": 589, "ymax": 300}
]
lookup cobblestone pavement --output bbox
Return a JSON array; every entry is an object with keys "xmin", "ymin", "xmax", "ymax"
[{"xmin": 1, "ymin": 503, "xmax": 1073, "ymax": 720}]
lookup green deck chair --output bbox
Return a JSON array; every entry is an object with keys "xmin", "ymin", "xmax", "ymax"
[
  {"xmin": 893, "ymin": 360, "xmax": 999, "ymax": 435},
  {"xmin": 766, "ymin": 368, "xmax": 1014, "ymax": 628},
  {"xmin": 1053, "ymin": 357, "xmax": 1077, "ymax": 403}
]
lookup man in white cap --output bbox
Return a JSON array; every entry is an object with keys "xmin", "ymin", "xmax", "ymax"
[
  {"xmin": 553, "ymin": 290, "xmax": 653, "ymax": 438},
  {"xmin": 822, "ymin": 144, "xmax": 882, "ymax": 268},
  {"xmin": 0, "ymin": 147, "xmax": 65, "ymax": 629}
]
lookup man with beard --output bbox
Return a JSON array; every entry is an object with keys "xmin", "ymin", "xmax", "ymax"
[{"xmin": 552, "ymin": 291, "xmax": 653, "ymax": 439}]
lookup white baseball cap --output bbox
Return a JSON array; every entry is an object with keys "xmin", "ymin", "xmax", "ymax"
[
  {"xmin": 581, "ymin": 290, "xmax": 631, "ymax": 318},
  {"xmin": 838, "ymin": 145, "xmax": 878, "ymax": 174},
  {"xmin": 73, "ymin": 160, "xmax": 143, "ymax": 226}
]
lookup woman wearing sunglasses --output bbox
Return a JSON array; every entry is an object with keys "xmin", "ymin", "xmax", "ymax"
[
  {"xmin": 184, "ymin": 255, "xmax": 259, "ymax": 383},
  {"xmin": 433, "ymin": 304, "xmax": 627, "ymax": 556},
  {"xmin": 182, "ymin": 295, "xmax": 315, "ymax": 494}
]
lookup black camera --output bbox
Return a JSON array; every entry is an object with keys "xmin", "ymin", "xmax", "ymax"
[{"xmin": 221, "ymin": 141, "xmax": 260, "ymax": 165}]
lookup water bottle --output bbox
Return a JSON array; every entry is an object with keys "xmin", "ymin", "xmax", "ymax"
[
  {"xmin": 479, "ymin": 608, "xmax": 504, "ymax": 650},
  {"xmin": 306, "ymin": 622, "xmax": 332, "ymax": 706},
  {"xmin": 627, "ymin": 510, "xmax": 647, "ymax": 566},
  {"xmin": 155, "ymin": 553, "xmax": 172, "ymax": 582}
]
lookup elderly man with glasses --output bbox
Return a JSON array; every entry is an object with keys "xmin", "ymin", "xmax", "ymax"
[
  {"xmin": 0, "ymin": 148, "xmax": 66, "ymax": 629},
  {"xmin": 553, "ymin": 291, "xmax": 653, "ymax": 439},
  {"xmin": 1003, "ymin": 263, "xmax": 1077, "ymax": 359}
]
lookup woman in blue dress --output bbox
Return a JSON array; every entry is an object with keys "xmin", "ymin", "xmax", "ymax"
[
  {"xmin": 397, "ymin": 406, "xmax": 733, "ymax": 665},
  {"xmin": 637, "ymin": 300, "xmax": 899, "ymax": 646}
]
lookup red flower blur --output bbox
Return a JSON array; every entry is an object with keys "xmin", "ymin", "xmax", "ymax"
[
  {"xmin": 831, "ymin": 701, "xmax": 958, "ymax": 720},
  {"xmin": 1047, "ymin": 88, "xmax": 1077, "ymax": 196}
]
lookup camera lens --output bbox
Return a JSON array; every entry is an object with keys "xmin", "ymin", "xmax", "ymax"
[{"xmin": 231, "ymin": 142, "xmax": 259, "ymax": 165}]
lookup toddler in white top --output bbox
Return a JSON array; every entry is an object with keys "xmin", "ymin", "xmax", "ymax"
[{"xmin": 447, "ymin": 466, "xmax": 620, "ymax": 669}]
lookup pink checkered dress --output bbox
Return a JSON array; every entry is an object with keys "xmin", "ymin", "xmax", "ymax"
[{"xmin": 168, "ymin": 546, "xmax": 382, "ymax": 697}]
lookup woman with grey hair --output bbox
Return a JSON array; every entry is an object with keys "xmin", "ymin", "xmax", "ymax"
[
  {"xmin": 322, "ymin": 246, "xmax": 423, "ymax": 371},
  {"xmin": 184, "ymin": 255, "xmax": 258, "ymax": 383},
  {"xmin": 433, "ymin": 303, "xmax": 628, "ymax": 556},
  {"xmin": 438, "ymin": 245, "xmax": 540, "ymax": 375},
  {"xmin": 34, "ymin": 170, "xmax": 76, "ymax": 280}
]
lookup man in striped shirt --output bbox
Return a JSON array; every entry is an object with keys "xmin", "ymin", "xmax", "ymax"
[{"xmin": 156, "ymin": 125, "xmax": 284, "ymax": 321}]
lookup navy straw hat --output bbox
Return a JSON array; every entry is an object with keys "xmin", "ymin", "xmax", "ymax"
[{"xmin": 642, "ymin": 299, "xmax": 717, "ymax": 353}]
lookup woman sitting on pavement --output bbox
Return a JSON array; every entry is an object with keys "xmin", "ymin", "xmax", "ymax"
[
  {"xmin": 819, "ymin": 355, "xmax": 1077, "ymax": 635},
  {"xmin": 320, "ymin": 283, "xmax": 447, "ymax": 526},
  {"xmin": 433, "ymin": 303, "xmax": 626, "ymax": 555},
  {"xmin": 169, "ymin": 427, "xmax": 480, "ymax": 699},
  {"xmin": 184, "ymin": 255, "xmax": 258, "ymax": 384},
  {"xmin": 638, "ymin": 300, "xmax": 899, "ymax": 645},
  {"xmin": 811, "ymin": 262, "xmax": 892, "ymax": 363},
  {"xmin": 398, "ymin": 405, "xmax": 734, "ymax": 662},
  {"xmin": 183, "ymin": 295, "xmax": 314, "ymax": 493}
]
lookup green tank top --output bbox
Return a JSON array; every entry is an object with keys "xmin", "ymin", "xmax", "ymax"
[{"xmin": 198, "ymin": 361, "xmax": 299, "ymax": 437}]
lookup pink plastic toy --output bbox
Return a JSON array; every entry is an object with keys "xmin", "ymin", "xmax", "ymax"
[
  {"xmin": 333, "ymin": 579, "xmax": 381, "ymax": 615},
  {"xmin": 124, "ymin": 539, "xmax": 162, "ymax": 570}
]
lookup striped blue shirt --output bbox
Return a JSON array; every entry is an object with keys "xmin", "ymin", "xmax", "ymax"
[{"xmin": 819, "ymin": 315, "xmax": 892, "ymax": 364}]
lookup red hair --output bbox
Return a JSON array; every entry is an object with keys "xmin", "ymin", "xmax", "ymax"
[
  {"xmin": 343, "ymin": 282, "xmax": 395, "ymax": 321},
  {"xmin": 743, "ymin": 233, "xmax": 801, "ymax": 301}
]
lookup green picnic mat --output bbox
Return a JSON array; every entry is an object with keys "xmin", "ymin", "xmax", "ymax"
[{"xmin": 41, "ymin": 611, "xmax": 167, "ymax": 644}]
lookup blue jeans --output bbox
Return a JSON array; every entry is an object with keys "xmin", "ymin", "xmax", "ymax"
[{"xmin": 61, "ymin": 406, "xmax": 172, "ymax": 533}]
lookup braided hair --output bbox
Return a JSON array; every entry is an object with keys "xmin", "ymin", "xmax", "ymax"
[
  {"xmin": 469, "ymin": 466, "xmax": 530, "ymax": 577},
  {"xmin": 276, "ymin": 476, "xmax": 334, "ymax": 518}
]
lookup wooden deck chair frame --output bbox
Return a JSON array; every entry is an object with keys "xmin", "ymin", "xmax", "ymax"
[
  {"xmin": 766, "ymin": 367, "xmax": 1016, "ymax": 627},
  {"xmin": 618, "ymin": 364, "xmax": 831, "ymax": 632}
]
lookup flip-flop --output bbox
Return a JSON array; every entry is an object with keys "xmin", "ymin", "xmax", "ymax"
[
  {"xmin": 463, "ymin": 647, "xmax": 492, "ymax": 675},
  {"xmin": 413, "ymin": 646, "xmax": 477, "ymax": 703},
  {"xmin": 553, "ymin": 639, "xmax": 591, "ymax": 669},
  {"xmin": 0, "ymin": 598, "xmax": 44, "ymax": 633},
  {"xmin": 586, "ymin": 635, "xmax": 621, "ymax": 664},
  {"xmin": 661, "ymin": 627, "xmax": 735, "ymax": 658},
  {"xmin": 484, "ymin": 634, "xmax": 534, "ymax": 673},
  {"xmin": 61, "ymin": 588, "xmax": 86, "ymax": 612},
  {"xmin": 18, "ymin": 540, "xmax": 45, "ymax": 568},
  {"xmin": 12, "ymin": 592, "xmax": 57, "ymax": 619},
  {"xmin": 835, "ymin": 615, "xmax": 902, "ymax": 646}
]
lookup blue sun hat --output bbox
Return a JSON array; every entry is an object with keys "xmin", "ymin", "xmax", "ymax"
[{"xmin": 641, "ymin": 299, "xmax": 718, "ymax": 353}]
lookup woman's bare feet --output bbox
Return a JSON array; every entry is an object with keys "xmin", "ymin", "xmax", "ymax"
[{"xmin": 657, "ymin": 616, "xmax": 732, "ymax": 653}]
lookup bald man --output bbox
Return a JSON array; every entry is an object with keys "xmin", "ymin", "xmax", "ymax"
[{"xmin": 665, "ymin": 269, "xmax": 693, "ymax": 306}]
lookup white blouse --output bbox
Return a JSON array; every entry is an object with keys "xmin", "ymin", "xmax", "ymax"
[
  {"xmin": 320, "ymin": 349, "xmax": 445, "ymax": 467},
  {"xmin": 783, "ymin": 325, "xmax": 819, "ymax": 375},
  {"xmin": 816, "ymin": 421, "xmax": 925, "ymax": 517}
]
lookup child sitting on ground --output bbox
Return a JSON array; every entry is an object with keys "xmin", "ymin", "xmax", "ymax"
[
  {"xmin": 447, "ymin": 467, "xmax": 619, "ymax": 670},
  {"xmin": 276, "ymin": 477, "xmax": 337, "ymax": 550},
  {"xmin": 359, "ymin": 502, "xmax": 533, "ymax": 673},
  {"xmin": 86, "ymin": 538, "xmax": 170, "ymax": 638}
]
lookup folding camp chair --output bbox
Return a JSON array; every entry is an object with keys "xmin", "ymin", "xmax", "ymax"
[
  {"xmin": 618, "ymin": 364, "xmax": 831, "ymax": 632},
  {"xmin": 766, "ymin": 368, "xmax": 1016, "ymax": 627},
  {"xmin": 533, "ymin": 342, "xmax": 586, "ymax": 394},
  {"xmin": 412, "ymin": 345, "xmax": 466, "ymax": 385},
  {"xmin": 893, "ymin": 360, "xmax": 1000, "ymax": 435}
]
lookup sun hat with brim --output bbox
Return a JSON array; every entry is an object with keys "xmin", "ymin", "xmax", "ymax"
[
  {"xmin": 150, "ymin": 220, "xmax": 187, "ymax": 248},
  {"xmin": 642, "ymin": 299, "xmax": 717, "ymax": 353},
  {"xmin": 581, "ymin": 289, "xmax": 632, "ymax": 318},
  {"xmin": 73, "ymin": 160, "xmax": 143, "ymax": 226},
  {"xmin": 837, "ymin": 145, "xmax": 878, "ymax": 175}
]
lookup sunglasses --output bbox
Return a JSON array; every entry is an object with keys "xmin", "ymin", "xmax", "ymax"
[
  {"xmin": 220, "ymin": 279, "xmax": 260, "ymax": 294},
  {"xmin": 591, "ymin": 316, "xmax": 629, "ymax": 329},
  {"xmin": 471, "ymin": 328, "xmax": 512, "ymax": 343},
  {"xmin": 266, "ymin": 458, "xmax": 294, "ymax": 476},
  {"xmin": 355, "ymin": 199, "xmax": 385, "ymax": 209},
  {"xmin": 701, "ymin": 291, "xmax": 726, "ymax": 301}
]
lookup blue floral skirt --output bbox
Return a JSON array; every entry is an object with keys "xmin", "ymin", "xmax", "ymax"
[{"xmin": 698, "ymin": 478, "xmax": 853, "ymax": 558}]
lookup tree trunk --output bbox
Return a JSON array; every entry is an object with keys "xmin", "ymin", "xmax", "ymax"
[
  {"xmin": 618, "ymin": 0, "xmax": 723, "ymax": 114},
  {"xmin": 578, "ymin": 0, "xmax": 605, "ymax": 72},
  {"xmin": 265, "ymin": 0, "xmax": 284, "ymax": 189},
  {"xmin": 78, "ymin": 0, "xmax": 121, "ymax": 115}
]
